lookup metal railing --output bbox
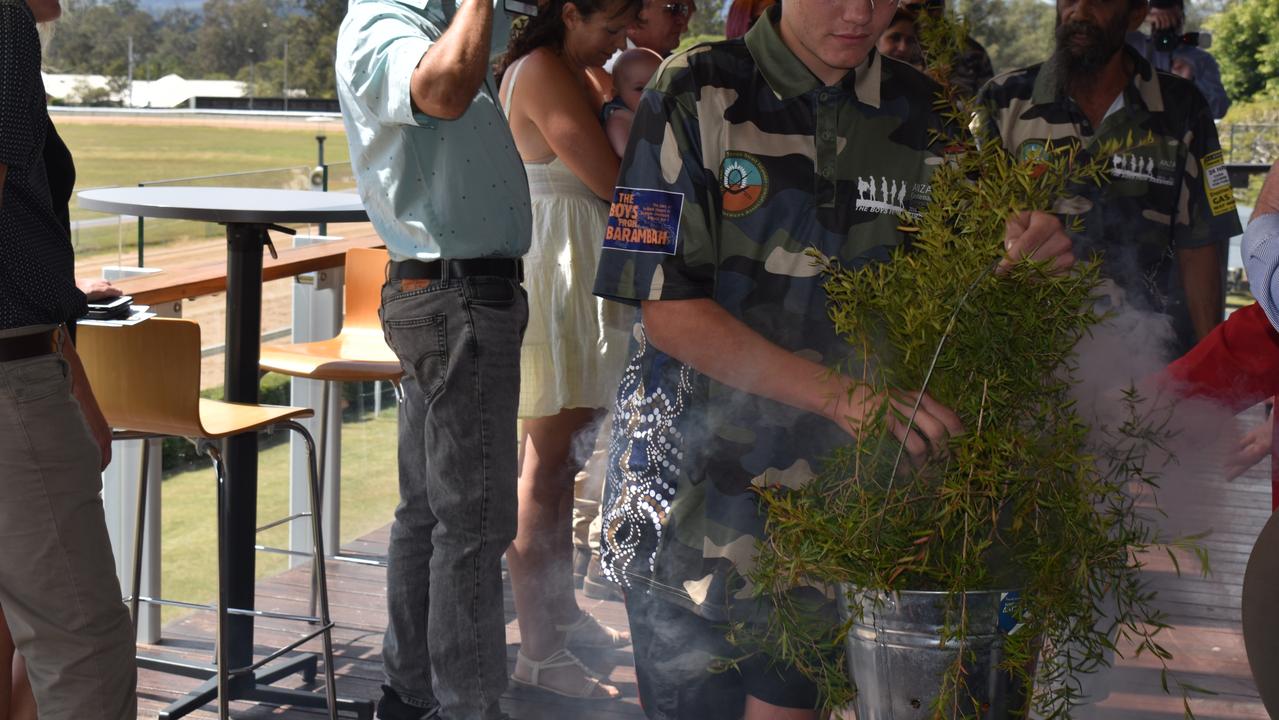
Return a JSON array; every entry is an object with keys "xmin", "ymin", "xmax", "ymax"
[{"xmin": 1222, "ymin": 123, "xmax": 1278, "ymax": 165}]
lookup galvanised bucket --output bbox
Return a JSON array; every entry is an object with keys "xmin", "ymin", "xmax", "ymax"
[{"xmin": 836, "ymin": 587, "xmax": 1029, "ymax": 719}]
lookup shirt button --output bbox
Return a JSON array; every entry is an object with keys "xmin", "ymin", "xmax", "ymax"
[{"xmin": 819, "ymin": 91, "xmax": 829, "ymax": 102}]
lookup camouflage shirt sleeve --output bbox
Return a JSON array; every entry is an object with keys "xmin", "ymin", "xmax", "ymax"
[
  {"xmin": 593, "ymin": 78, "xmax": 719, "ymax": 305},
  {"xmin": 1175, "ymin": 85, "xmax": 1242, "ymax": 250}
]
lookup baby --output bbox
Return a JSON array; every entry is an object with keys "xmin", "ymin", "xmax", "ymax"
[{"xmin": 605, "ymin": 47, "xmax": 663, "ymax": 157}]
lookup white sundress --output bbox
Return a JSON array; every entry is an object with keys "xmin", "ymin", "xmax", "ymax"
[{"xmin": 504, "ymin": 55, "xmax": 632, "ymax": 419}]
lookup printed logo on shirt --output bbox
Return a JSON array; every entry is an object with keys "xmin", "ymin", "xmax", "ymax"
[
  {"xmin": 1109, "ymin": 153, "xmax": 1176, "ymax": 187},
  {"xmin": 854, "ymin": 176, "xmax": 927, "ymax": 215},
  {"xmin": 1017, "ymin": 139, "xmax": 1047, "ymax": 162},
  {"xmin": 604, "ymin": 187, "xmax": 684, "ymax": 255},
  {"xmin": 720, "ymin": 151, "xmax": 768, "ymax": 217},
  {"xmin": 1201, "ymin": 149, "xmax": 1237, "ymax": 217}
]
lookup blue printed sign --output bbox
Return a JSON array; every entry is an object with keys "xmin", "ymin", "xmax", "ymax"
[
  {"xmin": 999, "ymin": 591, "xmax": 1024, "ymax": 634},
  {"xmin": 603, "ymin": 186, "xmax": 684, "ymax": 255}
]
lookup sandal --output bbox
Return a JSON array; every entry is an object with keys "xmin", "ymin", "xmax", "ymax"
[
  {"xmin": 558, "ymin": 611, "xmax": 632, "ymax": 649},
  {"xmin": 510, "ymin": 647, "xmax": 621, "ymax": 700}
]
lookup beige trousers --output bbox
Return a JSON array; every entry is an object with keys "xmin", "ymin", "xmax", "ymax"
[{"xmin": 0, "ymin": 353, "xmax": 136, "ymax": 720}]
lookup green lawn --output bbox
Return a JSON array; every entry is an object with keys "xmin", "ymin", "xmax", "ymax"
[
  {"xmin": 158, "ymin": 409, "xmax": 399, "ymax": 624},
  {"xmin": 58, "ymin": 121, "xmax": 353, "ymax": 256},
  {"xmin": 60, "ymin": 122, "xmax": 350, "ymax": 195}
]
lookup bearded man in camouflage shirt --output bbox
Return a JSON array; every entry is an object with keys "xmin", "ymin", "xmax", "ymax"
[
  {"xmin": 977, "ymin": 0, "xmax": 1240, "ymax": 356},
  {"xmin": 590, "ymin": 0, "xmax": 1074, "ymax": 716}
]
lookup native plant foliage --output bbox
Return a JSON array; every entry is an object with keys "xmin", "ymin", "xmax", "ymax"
[{"xmin": 745, "ymin": 12, "xmax": 1209, "ymax": 719}]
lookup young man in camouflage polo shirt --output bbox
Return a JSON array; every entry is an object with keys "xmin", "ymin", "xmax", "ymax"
[
  {"xmin": 976, "ymin": 0, "xmax": 1241, "ymax": 357},
  {"xmin": 591, "ymin": 0, "xmax": 1074, "ymax": 716}
]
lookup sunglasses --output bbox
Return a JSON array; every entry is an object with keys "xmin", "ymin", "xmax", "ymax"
[{"xmin": 662, "ymin": 2, "xmax": 692, "ymax": 16}]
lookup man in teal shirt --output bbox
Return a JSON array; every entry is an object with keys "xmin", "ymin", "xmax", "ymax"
[{"xmin": 336, "ymin": 0, "xmax": 531, "ymax": 716}]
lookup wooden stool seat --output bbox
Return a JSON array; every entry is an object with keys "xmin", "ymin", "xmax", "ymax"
[
  {"xmin": 259, "ymin": 328, "xmax": 400, "ymax": 382},
  {"xmin": 198, "ymin": 398, "xmax": 314, "ymax": 438}
]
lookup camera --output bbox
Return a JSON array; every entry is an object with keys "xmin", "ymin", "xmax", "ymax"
[{"xmin": 1152, "ymin": 29, "xmax": 1212, "ymax": 52}]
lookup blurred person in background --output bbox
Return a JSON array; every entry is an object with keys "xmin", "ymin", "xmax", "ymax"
[
  {"xmin": 0, "ymin": 0, "xmax": 138, "ymax": 716},
  {"xmin": 724, "ymin": 0, "xmax": 774, "ymax": 39},
  {"xmin": 877, "ymin": 6, "xmax": 925, "ymax": 70},
  {"xmin": 604, "ymin": 0, "xmax": 693, "ymax": 70},
  {"xmin": 977, "ymin": 0, "xmax": 1238, "ymax": 357},
  {"xmin": 904, "ymin": 0, "xmax": 993, "ymax": 98},
  {"xmin": 1126, "ymin": 0, "xmax": 1230, "ymax": 119}
]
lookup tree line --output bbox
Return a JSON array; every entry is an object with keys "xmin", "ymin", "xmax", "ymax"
[
  {"xmin": 41, "ymin": 0, "xmax": 1277, "ymax": 105},
  {"xmin": 44, "ymin": 0, "xmax": 344, "ymax": 99}
]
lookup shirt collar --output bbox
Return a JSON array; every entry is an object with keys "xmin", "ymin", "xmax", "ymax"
[
  {"xmin": 1032, "ymin": 45, "xmax": 1163, "ymax": 113},
  {"xmin": 744, "ymin": 5, "xmax": 882, "ymax": 108}
]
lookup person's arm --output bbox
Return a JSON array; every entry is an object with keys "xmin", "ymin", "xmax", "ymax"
[
  {"xmin": 641, "ymin": 298, "xmax": 963, "ymax": 462},
  {"xmin": 1172, "ymin": 93, "xmax": 1239, "ymax": 338},
  {"xmin": 1164, "ymin": 302, "xmax": 1279, "ymax": 412},
  {"xmin": 1178, "ymin": 243, "xmax": 1223, "ymax": 341},
  {"xmin": 518, "ymin": 51, "xmax": 621, "ymax": 200},
  {"xmin": 1242, "ymin": 159, "xmax": 1279, "ymax": 329},
  {"xmin": 58, "ymin": 327, "xmax": 112, "ymax": 470},
  {"xmin": 605, "ymin": 109, "xmax": 634, "ymax": 159},
  {"xmin": 408, "ymin": 0, "xmax": 496, "ymax": 120}
]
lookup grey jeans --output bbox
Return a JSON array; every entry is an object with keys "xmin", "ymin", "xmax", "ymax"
[
  {"xmin": 0, "ymin": 352, "xmax": 136, "ymax": 720},
  {"xmin": 380, "ymin": 276, "xmax": 527, "ymax": 720}
]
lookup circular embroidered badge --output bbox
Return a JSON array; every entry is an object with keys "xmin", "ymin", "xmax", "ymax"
[{"xmin": 721, "ymin": 152, "xmax": 768, "ymax": 217}]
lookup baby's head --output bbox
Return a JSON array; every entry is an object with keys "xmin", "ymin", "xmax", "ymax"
[{"xmin": 611, "ymin": 48, "xmax": 663, "ymax": 112}]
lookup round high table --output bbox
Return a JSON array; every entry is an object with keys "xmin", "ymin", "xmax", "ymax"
[{"xmin": 78, "ymin": 187, "xmax": 373, "ymax": 720}]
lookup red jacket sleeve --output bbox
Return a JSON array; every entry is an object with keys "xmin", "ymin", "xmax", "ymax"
[{"xmin": 1164, "ymin": 303, "xmax": 1279, "ymax": 413}]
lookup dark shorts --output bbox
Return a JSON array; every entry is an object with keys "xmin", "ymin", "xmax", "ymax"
[{"xmin": 624, "ymin": 587, "xmax": 819, "ymax": 720}]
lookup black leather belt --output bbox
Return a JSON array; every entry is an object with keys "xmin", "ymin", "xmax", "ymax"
[
  {"xmin": 0, "ymin": 329, "xmax": 57, "ymax": 362},
  {"xmin": 389, "ymin": 258, "xmax": 524, "ymax": 283}
]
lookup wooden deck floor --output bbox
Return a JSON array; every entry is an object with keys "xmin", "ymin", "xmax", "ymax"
[{"xmin": 136, "ymin": 427, "xmax": 1274, "ymax": 719}]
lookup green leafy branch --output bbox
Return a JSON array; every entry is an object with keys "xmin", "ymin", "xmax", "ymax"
[{"xmin": 742, "ymin": 10, "xmax": 1210, "ymax": 718}]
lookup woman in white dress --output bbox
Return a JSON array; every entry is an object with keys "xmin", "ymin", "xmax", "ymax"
[{"xmin": 498, "ymin": 0, "xmax": 639, "ymax": 701}]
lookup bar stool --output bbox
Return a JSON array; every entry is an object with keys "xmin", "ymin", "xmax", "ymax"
[
  {"xmin": 259, "ymin": 246, "xmax": 400, "ymax": 567},
  {"xmin": 78, "ymin": 318, "xmax": 338, "ymax": 720}
]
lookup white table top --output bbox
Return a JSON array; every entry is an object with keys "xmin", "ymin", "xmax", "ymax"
[{"xmin": 77, "ymin": 186, "xmax": 368, "ymax": 224}]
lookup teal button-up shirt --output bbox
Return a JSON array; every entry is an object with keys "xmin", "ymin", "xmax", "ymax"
[{"xmin": 336, "ymin": 0, "xmax": 531, "ymax": 261}]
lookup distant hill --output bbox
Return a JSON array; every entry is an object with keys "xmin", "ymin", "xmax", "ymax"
[{"xmin": 137, "ymin": 0, "xmax": 204, "ymax": 15}]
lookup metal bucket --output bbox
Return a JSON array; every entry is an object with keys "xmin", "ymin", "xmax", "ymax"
[{"xmin": 836, "ymin": 587, "xmax": 1029, "ymax": 719}]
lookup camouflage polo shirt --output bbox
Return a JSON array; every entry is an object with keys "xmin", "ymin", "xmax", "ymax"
[
  {"xmin": 976, "ymin": 49, "xmax": 1241, "ymax": 352},
  {"xmin": 592, "ymin": 7, "xmax": 945, "ymax": 620}
]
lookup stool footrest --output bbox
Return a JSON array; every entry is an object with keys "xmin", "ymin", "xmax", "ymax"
[
  {"xmin": 256, "ymin": 512, "xmax": 312, "ymax": 534},
  {"xmin": 255, "ymin": 544, "xmax": 317, "ymax": 559},
  {"xmin": 225, "ymin": 606, "xmax": 326, "ymax": 624},
  {"xmin": 333, "ymin": 551, "xmax": 388, "ymax": 567},
  {"xmin": 129, "ymin": 596, "xmax": 216, "ymax": 613},
  {"xmin": 225, "ymin": 621, "xmax": 336, "ymax": 678}
]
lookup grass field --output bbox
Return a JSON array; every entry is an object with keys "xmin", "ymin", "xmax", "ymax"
[
  {"xmin": 59, "ymin": 121, "xmax": 353, "ymax": 257},
  {"xmin": 61, "ymin": 122, "xmax": 350, "ymax": 195}
]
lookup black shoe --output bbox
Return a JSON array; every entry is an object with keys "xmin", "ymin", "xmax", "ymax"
[
  {"xmin": 376, "ymin": 685, "xmax": 438, "ymax": 720},
  {"xmin": 582, "ymin": 557, "xmax": 623, "ymax": 601}
]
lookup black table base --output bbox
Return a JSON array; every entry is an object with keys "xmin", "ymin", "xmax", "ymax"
[{"xmin": 141, "ymin": 655, "xmax": 373, "ymax": 719}]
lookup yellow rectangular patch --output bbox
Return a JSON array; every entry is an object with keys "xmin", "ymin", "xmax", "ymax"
[{"xmin": 1202, "ymin": 149, "xmax": 1237, "ymax": 216}]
